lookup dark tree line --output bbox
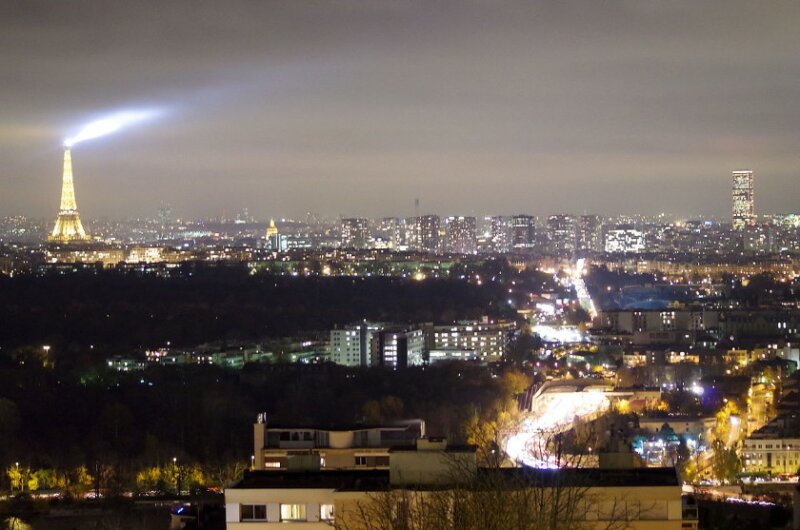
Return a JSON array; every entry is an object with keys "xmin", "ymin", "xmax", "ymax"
[
  {"xmin": 0, "ymin": 267, "xmax": 523, "ymax": 493},
  {"xmin": 0, "ymin": 267, "xmax": 512, "ymax": 353},
  {"xmin": 0, "ymin": 361, "xmax": 514, "ymax": 492}
]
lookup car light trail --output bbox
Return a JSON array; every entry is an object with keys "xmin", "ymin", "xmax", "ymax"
[{"xmin": 504, "ymin": 389, "xmax": 610, "ymax": 467}]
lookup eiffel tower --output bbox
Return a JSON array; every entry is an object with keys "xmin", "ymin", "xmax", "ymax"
[{"xmin": 49, "ymin": 147, "xmax": 90, "ymax": 243}]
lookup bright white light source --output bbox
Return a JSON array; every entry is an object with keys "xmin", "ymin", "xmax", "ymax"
[
  {"xmin": 533, "ymin": 324, "xmax": 585, "ymax": 343},
  {"xmin": 504, "ymin": 389, "xmax": 610, "ymax": 468},
  {"xmin": 64, "ymin": 109, "xmax": 162, "ymax": 147}
]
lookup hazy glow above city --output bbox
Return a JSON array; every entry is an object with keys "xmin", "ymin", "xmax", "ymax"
[{"xmin": 1, "ymin": 1, "xmax": 800, "ymax": 219}]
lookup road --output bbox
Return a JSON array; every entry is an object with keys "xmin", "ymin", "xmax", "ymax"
[
  {"xmin": 572, "ymin": 258, "xmax": 598, "ymax": 320},
  {"xmin": 504, "ymin": 387, "xmax": 611, "ymax": 467}
]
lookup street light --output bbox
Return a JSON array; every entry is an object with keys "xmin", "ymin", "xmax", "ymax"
[
  {"xmin": 251, "ymin": 455, "xmax": 255, "ymax": 470},
  {"xmin": 172, "ymin": 457, "xmax": 181, "ymax": 496}
]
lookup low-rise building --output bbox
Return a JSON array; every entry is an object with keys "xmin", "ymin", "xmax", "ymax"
[
  {"xmin": 106, "ymin": 356, "xmax": 145, "ymax": 372},
  {"xmin": 373, "ymin": 327, "xmax": 425, "ymax": 368},
  {"xmin": 253, "ymin": 418, "xmax": 425, "ymax": 471},
  {"xmin": 743, "ymin": 415, "xmax": 800, "ymax": 474},
  {"xmin": 431, "ymin": 319, "xmax": 515, "ymax": 363},
  {"xmin": 637, "ymin": 416, "xmax": 715, "ymax": 446},
  {"xmin": 330, "ymin": 322, "xmax": 384, "ymax": 367},
  {"xmin": 226, "ymin": 438, "xmax": 695, "ymax": 529}
]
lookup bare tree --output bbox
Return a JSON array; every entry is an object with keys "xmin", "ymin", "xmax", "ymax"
[{"xmin": 334, "ymin": 456, "xmax": 642, "ymax": 530}]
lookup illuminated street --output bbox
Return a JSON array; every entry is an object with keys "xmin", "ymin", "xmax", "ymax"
[
  {"xmin": 504, "ymin": 386, "xmax": 611, "ymax": 467},
  {"xmin": 572, "ymin": 258, "xmax": 598, "ymax": 320}
]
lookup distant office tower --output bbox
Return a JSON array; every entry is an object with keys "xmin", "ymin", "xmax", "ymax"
[
  {"xmin": 445, "ymin": 216, "xmax": 477, "ymax": 254},
  {"xmin": 49, "ymin": 147, "xmax": 90, "ymax": 243},
  {"xmin": 604, "ymin": 227, "xmax": 646, "ymax": 253},
  {"xmin": 340, "ymin": 217, "xmax": 369, "ymax": 249},
  {"xmin": 511, "ymin": 215, "xmax": 536, "ymax": 250},
  {"xmin": 157, "ymin": 205, "xmax": 172, "ymax": 239},
  {"xmin": 547, "ymin": 215, "xmax": 577, "ymax": 255},
  {"xmin": 489, "ymin": 216, "xmax": 512, "ymax": 253},
  {"xmin": 732, "ymin": 170, "xmax": 755, "ymax": 230},
  {"xmin": 578, "ymin": 215, "xmax": 603, "ymax": 253}
]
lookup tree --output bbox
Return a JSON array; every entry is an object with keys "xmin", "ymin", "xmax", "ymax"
[
  {"xmin": 678, "ymin": 453, "xmax": 700, "ymax": 484},
  {"xmin": 506, "ymin": 333, "xmax": 541, "ymax": 368},
  {"xmin": 207, "ymin": 460, "xmax": 248, "ymax": 489},
  {"xmin": 500, "ymin": 370, "xmax": 532, "ymax": 396},
  {"xmin": 710, "ymin": 441, "xmax": 741, "ymax": 484},
  {"xmin": 0, "ymin": 398, "xmax": 20, "ymax": 464},
  {"xmin": 335, "ymin": 463, "xmax": 637, "ymax": 530},
  {"xmin": 709, "ymin": 401, "xmax": 743, "ymax": 484},
  {"xmin": 5, "ymin": 465, "xmax": 24, "ymax": 494}
]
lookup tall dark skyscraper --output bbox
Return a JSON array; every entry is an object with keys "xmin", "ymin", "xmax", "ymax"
[
  {"xmin": 578, "ymin": 215, "xmax": 603, "ymax": 253},
  {"xmin": 511, "ymin": 215, "xmax": 536, "ymax": 250}
]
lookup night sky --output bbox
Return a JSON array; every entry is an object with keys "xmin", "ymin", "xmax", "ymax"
[{"xmin": 2, "ymin": 1, "xmax": 799, "ymax": 220}]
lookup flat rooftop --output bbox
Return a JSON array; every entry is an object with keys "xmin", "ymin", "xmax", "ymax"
[{"xmin": 228, "ymin": 466, "xmax": 679, "ymax": 491}]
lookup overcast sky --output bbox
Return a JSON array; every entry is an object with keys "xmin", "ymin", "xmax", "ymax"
[{"xmin": 2, "ymin": 0, "xmax": 799, "ymax": 220}]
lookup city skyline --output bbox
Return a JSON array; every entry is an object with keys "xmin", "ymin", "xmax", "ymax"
[
  {"xmin": 2, "ymin": 1, "xmax": 800, "ymax": 219},
  {"xmin": 31, "ymin": 147, "xmax": 793, "ymax": 228}
]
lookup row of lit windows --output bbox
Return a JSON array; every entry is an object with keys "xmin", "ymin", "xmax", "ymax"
[
  {"xmin": 745, "ymin": 442, "xmax": 799, "ymax": 450},
  {"xmin": 241, "ymin": 503, "xmax": 334, "ymax": 522}
]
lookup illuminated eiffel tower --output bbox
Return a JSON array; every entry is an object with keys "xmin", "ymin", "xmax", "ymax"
[{"xmin": 49, "ymin": 147, "xmax": 90, "ymax": 243}]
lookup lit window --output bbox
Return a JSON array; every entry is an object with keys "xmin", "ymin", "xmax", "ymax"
[
  {"xmin": 280, "ymin": 504, "xmax": 307, "ymax": 521},
  {"xmin": 320, "ymin": 504, "xmax": 335, "ymax": 521},
  {"xmin": 241, "ymin": 504, "xmax": 267, "ymax": 521}
]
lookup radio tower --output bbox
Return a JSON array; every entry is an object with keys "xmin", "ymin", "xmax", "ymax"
[{"xmin": 49, "ymin": 147, "xmax": 90, "ymax": 243}]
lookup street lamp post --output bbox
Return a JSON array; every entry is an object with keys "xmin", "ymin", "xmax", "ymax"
[{"xmin": 173, "ymin": 457, "xmax": 182, "ymax": 496}]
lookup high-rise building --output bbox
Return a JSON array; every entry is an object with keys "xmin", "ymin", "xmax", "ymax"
[
  {"xmin": 489, "ymin": 216, "xmax": 512, "ymax": 253},
  {"xmin": 374, "ymin": 217, "xmax": 401, "ymax": 249},
  {"xmin": 578, "ymin": 215, "xmax": 603, "ymax": 253},
  {"xmin": 49, "ymin": 147, "xmax": 90, "ymax": 243},
  {"xmin": 340, "ymin": 218, "xmax": 369, "ymax": 249},
  {"xmin": 511, "ymin": 215, "xmax": 536, "ymax": 250},
  {"xmin": 547, "ymin": 215, "xmax": 577, "ymax": 256},
  {"xmin": 732, "ymin": 170, "xmax": 755, "ymax": 230},
  {"xmin": 419, "ymin": 215, "xmax": 441, "ymax": 253},
  {"xmin": 157, "ymin": 205, "xmax": 172, "ymax": 239},
  {"xmin": 444, "ymin": 216, "xmax": 477, "ymax": 254},
  {"xmin": 405, "ymin": 215, "xmax": 441, "ymax": 253},
  {"xmin": 604, "ymin": 227, "xmax": 646, "ymax": 254}
]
